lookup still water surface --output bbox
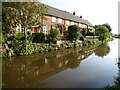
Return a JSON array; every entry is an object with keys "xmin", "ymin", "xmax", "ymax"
[{"xmin": 2, "ymin": 38, "xmax": 119, "ymax": 88}]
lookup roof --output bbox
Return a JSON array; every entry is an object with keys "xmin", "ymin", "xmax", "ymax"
[{"xmin": 40, "ymin": 3, "xmax": 93, "ymax": 26}]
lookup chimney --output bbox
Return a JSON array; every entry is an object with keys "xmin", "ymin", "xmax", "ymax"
[
  {"xmin": 73, "ymin": 11, "xmax": 76, "ymax": 15},
  {"xmin": 80, "ymin": 16, "xmax": 82, "ymax": 19}
]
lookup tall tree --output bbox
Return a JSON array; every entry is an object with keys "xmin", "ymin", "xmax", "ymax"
[
  {"xmin": 2, "ymin": 2, "xmax": 48, "ymax": 36},
  {"xmin": 95, "ymin": 25, "xmax": 109, "ymax": 42},
  {"xmin": 102, "ymin": 23, "xmax": 112, "ymax": 32}
]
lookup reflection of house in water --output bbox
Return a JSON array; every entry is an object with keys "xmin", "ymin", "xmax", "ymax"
[{"xmin": 2, "ymin": 47, "xmax": 97, "ymax": 88}]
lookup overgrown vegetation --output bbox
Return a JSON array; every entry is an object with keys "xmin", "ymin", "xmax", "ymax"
[{"xmin": 2, "ymin": 31, "xmax": 102, "ymax": 58}]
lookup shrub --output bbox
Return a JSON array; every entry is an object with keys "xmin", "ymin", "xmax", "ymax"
[
  {"xmin": 2, "ymin": 33, "xmax": 35, "ymax": 57},
  {"xmin": 32, "ymin": 32, "xmax": 45, "ymax": 43},
  {"xmin": 47, "ymin": 28, "xmax": 60, "ymax": 43},
  {"xmin": 63, "ymin": 30, "xmax": 69, "ymax": 40},
  {"xmin": 68, "ymin": 25, "xmax": 81, "ymax": 41}
]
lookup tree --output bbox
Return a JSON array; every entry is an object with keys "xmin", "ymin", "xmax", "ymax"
[
  {"xmin": 48, "ymin": 28, "xmax": 60, "ymax": 43},
  {"xmin": 102, "ymin": 23, "xmax": 112, "ymax": 32},
  {"xmin": 68, "ymin": 25, "xmax": 81, "ymax": 41},
  {"xmin": 0, "ymin": 2, "xmax": 1, "ymax": 23},
  {"xmin": 2, "ymin": 2, "xmax": 48, "ymax": 36},
  {"xmin": 95, "ymin": 25, "xmax": 109, "ymax": 42}
]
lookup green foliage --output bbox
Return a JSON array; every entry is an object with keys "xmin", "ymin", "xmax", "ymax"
[
  {"xmin": 32, "ymin": 32, "xmax": 45, "ymax": 43},
  {"xmin": 95, "ymin": 25, "xmax": 109, "ymax": 36},
  {"xmin": 82, "ymin": 39, "xmax": 101, "ymax": 47},
  {"xmin": 63, "ymin": 30, "xmax": 69, "ymax": 40},
  {"xmin": 2, "ymin": 2, "xmax": 48, "ymax": 34},
  {"xmin": 68, "ymin": 25, "xmax": 81, "ymax": 41},
  {"xmin": 48, "ymin": 28, "xmax": 60, "ymax": 43},
  {"xmin": 2, "ymin": 33, "xmax": 35, "ymax": 57},
  {"xmin": 95, "ymin": 25, "xmax": 109, "ymax": 42},
  {"xmin": 102, "ymin": 23, "xmax": 112, "ymax": 32}
]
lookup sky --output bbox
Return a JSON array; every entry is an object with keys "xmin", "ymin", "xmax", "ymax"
[{"xmin": 41, "ymin": 0, "xmax": 119, "ymax": 34}]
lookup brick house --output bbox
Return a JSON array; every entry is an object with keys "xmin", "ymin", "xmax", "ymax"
[{"xmin": 39, "ymin": 3, "xmax": 95, "ymax": 35}]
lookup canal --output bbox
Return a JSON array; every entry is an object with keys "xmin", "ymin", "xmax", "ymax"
[{"xmin": 2, "ymin": 38, "xmax": 119, "ymax": 88}]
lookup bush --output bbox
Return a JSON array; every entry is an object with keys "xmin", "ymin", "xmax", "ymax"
[
  {"xmin": 47, "ymin": 28, "xmax": 60, "ymax": 43},
  {"xmin": 68, "ymin": 25, "xmax": 81, "ymax": 41},
  {"xmin": 32, "ymin": 32, "xmax": 45, "ymax": 43},
  {"xmin": 2, "ymin": 33, "xmax": 35, "ymax": 57}
]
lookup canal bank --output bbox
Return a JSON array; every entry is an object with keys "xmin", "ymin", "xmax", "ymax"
[{"xmin": 2, "ymin": 38, "xmax": 101, "ymax": 58}]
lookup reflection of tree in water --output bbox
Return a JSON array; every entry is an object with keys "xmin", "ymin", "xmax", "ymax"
[
  {"xmin": 67, "ymin": 51, "xmax": 80, "ymax": 69},
  {"xmin": 94, "ymin": 43, "xmax": 110, "ymax": 58},
  {"xmin": 48, "ymin": 49, "xmax": 81, "ymax": 70},
  {"xmin": 49, "ymin": 58, "xmax": 60, "ymax": 70},
  {"xmin": 65, "ymin": 48, "xmax": 92, "ymax": 69}
]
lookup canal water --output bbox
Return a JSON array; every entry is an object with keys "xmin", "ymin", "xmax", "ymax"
[{"xmin": 2, "ymin": 38, "xmax": 119, "ymax": 88}]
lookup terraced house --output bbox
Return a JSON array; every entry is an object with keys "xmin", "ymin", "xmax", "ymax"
[{"xmin": 38, "ymin": 3, "xmax": 95, "ymax": 35}]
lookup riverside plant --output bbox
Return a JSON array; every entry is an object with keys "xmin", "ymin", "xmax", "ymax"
[{"xmin": 2, "ymin": 33, "xmax": 101, "ymax": 58}]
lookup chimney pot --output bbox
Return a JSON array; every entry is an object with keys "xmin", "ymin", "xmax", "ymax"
[
  {"xmin": 80, "ymin": 16, "xmax": 82, "ymax": 18},
  {"xmin": 73, "ymin": 11, "xmax": 76, "ymax": 15}
]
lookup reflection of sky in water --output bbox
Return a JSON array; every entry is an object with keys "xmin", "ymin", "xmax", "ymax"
[{"xmin": 41, "ymin": 39, "xmax": 119, "ymax": 88}]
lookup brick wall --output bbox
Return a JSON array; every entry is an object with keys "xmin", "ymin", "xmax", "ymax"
[{"xmin": 42, "ymin": 15, "xmax": 92, "ymax": 34}]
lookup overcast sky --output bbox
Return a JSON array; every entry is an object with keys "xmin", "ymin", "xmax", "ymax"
[{"xmin": 41, "ymin": 0, "xmax": 119, "ymax": 34}]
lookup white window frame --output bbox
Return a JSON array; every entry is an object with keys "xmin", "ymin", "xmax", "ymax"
[
  {"xmin": 52, "ymin": 17, "xmax": 56, "ymax": 22},
  {"xmin": 71, "ymin": 22, "xmax": 74, "ymax": 25},
  {"xmin": 58, "ymin": 18, "xmax": 62, "ymax": 23},
  {"xmin": 66, "ymin": 20, "xmax": 70, "ymax": 25},
  {"xmin": 83, "ymin": 24, "xmax": 87, "ymax": 28},
  {"xmin": 79, "ymin": 23, "xmax": 82, "ymax": 27},
  {"xmin": 43, "ymin": 26, "xmax": 48, "ymax": 33}
]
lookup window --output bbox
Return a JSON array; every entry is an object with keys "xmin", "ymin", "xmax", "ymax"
[
  {"xmin": 74, "ymin": 22, "xmax": 77, "ymax": 25},
  {"xmin": 79, "ymin": 23, "xmax": 82, "ymax": 27},
  {"xmin": 52, "ymin": 17, "xmax": 56, "ymax": 22},
  {"xmin": 43, "ymin": 26, "xmax": 48, "ymax": 33},
  {"xmin": 71, "ymin": 22, "xmax": 74, "ymax": 25},
  {"xmin": 59, "ymin": 18, "xmax": 62, "ymax": 23},
  {"xmin": 66, "ymin": 20, "xmax": 70, "ymax": 25},
  {"xmin": 83, "ymin": 24, "xmax": 87, "ymax": 28}
]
